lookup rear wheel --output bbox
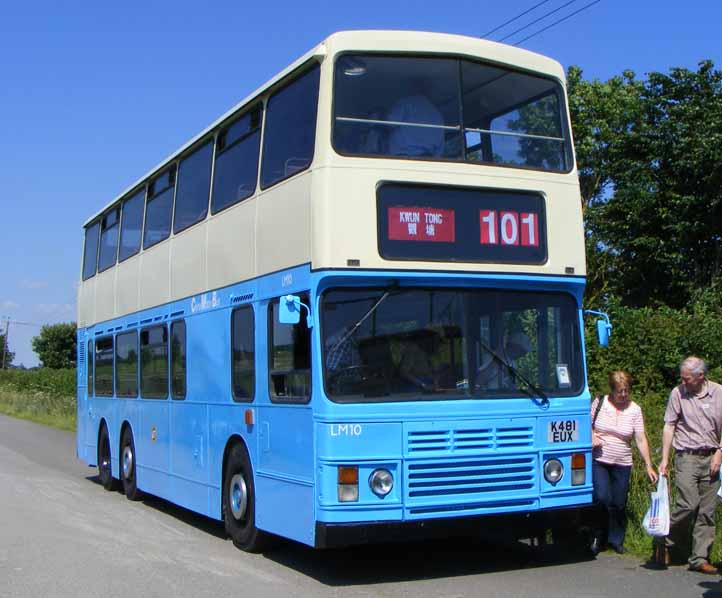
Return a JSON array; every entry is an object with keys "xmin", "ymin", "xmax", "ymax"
[
  {"xmin": 223, "ymin": 443, "xmax": 271, "ymax": 553},
  {"xmin": 120, "ymin": 427, "xmax": 142, "ymax": 501},
  {"xmin": 97, "ymin": 425, "xmax": 116, "ymax": 491}
]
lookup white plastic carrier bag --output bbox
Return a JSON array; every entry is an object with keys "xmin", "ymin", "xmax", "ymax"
[{"xmin": 642, "ymin": 475, "xmax": 670, "ymax": 537}]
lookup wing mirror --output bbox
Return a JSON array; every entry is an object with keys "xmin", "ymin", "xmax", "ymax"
[{"xmin": 584, "ymin": 310, "xmax": 612, "ymax": 347}]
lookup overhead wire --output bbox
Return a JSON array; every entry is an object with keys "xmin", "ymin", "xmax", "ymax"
[
  {"xmin": 482, "ymin": 0, "xmax": 554, "ymax": 38},
  {"xmin": 498, "ymin": 0, "xmax": 581, "ymax": 42},
  {"xmin": 511, "ymin": 0, "xmax": 601, "ymax": 45}
]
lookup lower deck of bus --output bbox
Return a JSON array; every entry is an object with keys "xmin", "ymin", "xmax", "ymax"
[{"xmin": 77, "ymin": 265, "xmax": 593, "ymax": 548}]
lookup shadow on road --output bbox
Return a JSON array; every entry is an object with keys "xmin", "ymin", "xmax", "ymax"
[
  {"xmin": 263, "ymin": 534, "xmax": 594, "ymax": 586},
  {"xmin": 86, "ymin": 474, "xmax": 227, "ymax": 540},
  {"xmin": 86, "ymin": 472, "xmax": 595, "ymax": 586}
]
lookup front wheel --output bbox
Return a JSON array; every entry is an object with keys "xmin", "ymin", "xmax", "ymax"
[
  {"xmin": 223, "ymin": 444, "xmax": 271, "ymax": 553},
  {"xmin": 120, "ymin": 427, "xmax": 142, "ymax": 501},
  {"xmin": 98, "ymin": 425, "xmax": 116, "ymax": 491}
]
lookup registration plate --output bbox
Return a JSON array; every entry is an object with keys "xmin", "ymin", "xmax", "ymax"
[{"xmin": 547, "ymin": 420, "xmax": 579, "ymax": 442}]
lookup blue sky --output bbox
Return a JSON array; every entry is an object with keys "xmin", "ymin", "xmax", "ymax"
[{"xmin": 1, "ymin": 0, "xmax": 720, "ymax": 367}]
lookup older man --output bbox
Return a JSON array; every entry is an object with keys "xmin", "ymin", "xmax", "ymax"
[{"xmin": 657, "ymin": 356, "xmax": 722, "ymax": 574}]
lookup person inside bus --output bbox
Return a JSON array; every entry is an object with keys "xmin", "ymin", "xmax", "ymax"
[
  {"xmin": 474, "ymin": 331, "xmax": 532, "ymax": 390},
  {"xmin": 387, "ymin": 82, "xmax": 445, "ymax": 158}
]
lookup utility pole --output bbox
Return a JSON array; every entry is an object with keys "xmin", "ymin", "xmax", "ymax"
[{"xmin": 1, "ymin": 318, "xmax": 9, "ymax": 370}]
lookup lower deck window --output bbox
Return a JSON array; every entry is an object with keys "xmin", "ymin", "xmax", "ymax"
[
  {"xmin": 268, "ymin": 295, "xmax": 311, "ymax": 402},
  {"xmin": 94, "ymin": 337, "xmax": 114, "ymax": 396},
  {"xmin": 141, "ymin": 326, "xmax": 168, "ymax": 399}
]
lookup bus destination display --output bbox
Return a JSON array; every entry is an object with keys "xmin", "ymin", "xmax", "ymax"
[{"xmin": 378, "ymin": 184, "xmax": 547, "ymax": 264}]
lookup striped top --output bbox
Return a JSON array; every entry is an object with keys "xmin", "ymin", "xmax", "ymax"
[{"xmin": 591, "ymin": 396, "xmax": 645, "ymax": 466}]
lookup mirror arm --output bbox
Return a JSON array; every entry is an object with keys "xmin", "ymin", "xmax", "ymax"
[{"xmin": 284, "ymin": 295, "xmax": 313, "ymax": 328}]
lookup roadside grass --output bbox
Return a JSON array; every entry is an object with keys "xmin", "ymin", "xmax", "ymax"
[{"xmin": 0, "ymin": 387, "xmax": 76, "ymax": 431}]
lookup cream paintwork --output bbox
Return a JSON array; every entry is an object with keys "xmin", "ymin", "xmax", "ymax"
[{"xmin": 77, "ymin": 30, "xmax": 583, "ymax": 329}]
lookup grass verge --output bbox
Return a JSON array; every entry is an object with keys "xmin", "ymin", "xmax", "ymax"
[{"xmin": 0, "ymin": 388, "xmax": 76, "ymax": 431}]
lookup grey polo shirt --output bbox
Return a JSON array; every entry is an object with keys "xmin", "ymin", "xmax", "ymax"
[{"xmin": 664, "ymin": 380, "xmax": 722, "ymax": 451}]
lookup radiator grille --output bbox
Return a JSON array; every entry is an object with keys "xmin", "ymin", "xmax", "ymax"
[
  {"xmin": 407, "ymin": 455, "xmax": 535, "ymax": 498},
  {"xmin": 407, "ymin": 424, "xmax": 533, "ymax": 454}
]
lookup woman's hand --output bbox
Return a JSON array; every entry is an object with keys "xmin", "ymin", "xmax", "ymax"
[
  {"xmin": 646, "ymin": 464, "xmax": 659, "ymax": 484},
  {"xmin": 592, "ymin": 432, "xmax": 603, "ymax": 449}
]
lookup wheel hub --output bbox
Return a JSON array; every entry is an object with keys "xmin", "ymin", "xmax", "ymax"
[
  {"xmin": 229, "ymin": 473, "xmax": 248, "ymax": 521},
  {"xmin": 122, "ymin": 445, "xmax": 133, "ymax": 480}
]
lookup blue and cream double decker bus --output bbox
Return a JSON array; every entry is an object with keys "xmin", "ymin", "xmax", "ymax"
[{"xmin": 77, "ymin": 30, "xmax": 609, "ymax": 551}]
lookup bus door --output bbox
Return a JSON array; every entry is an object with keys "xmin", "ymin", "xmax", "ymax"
[{"xmin": 255, "ymin": 294, "xmax": 315, "ymax": 545}]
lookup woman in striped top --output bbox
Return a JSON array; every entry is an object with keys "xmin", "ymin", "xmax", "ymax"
[{"xmin": 590, "ymin": 370, "xmax": 658, "ymax": 554}]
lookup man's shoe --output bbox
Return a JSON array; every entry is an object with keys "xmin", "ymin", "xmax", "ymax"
[
  {"xmin": 611, "ymin": 543, "xmax": 626, "ymax": 555},
  {"xmin": 691, "ymin": 562, "xmax": 718, "ymax": 575}
]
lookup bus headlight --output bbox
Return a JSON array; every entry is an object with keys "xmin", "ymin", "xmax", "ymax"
[
  {"xmin": 369, "ymin": 468, "xmax": 394, "ymax": 497},
  {"xmin": 543, "ymin": 458, "xmax": 563, "ymax": 485}
]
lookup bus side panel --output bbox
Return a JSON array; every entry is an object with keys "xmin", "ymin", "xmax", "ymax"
[
  {"xmin": 255, "ymin": 406, "xmax": 315, "ymax": 546},
  {"xmin": 137, "ymin": 399, "xmax": 170, "ymax": 498},
  {"xmin": 170, "ymin": 402, "xmax": 212, "ymax": 517}
]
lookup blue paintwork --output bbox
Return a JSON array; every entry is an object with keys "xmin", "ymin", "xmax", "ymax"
[{"xmin": 77, "ymin": 264, "xmax": 593, "ymax": 548}]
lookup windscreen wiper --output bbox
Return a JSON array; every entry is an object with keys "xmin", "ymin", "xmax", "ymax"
[
  {"xmin": 477, "ymin": 339, "xmax": 549, "ymax": 408},
  {"xmin": 330, "ymin": 287, "xmax": 396, "ymax": 350}
]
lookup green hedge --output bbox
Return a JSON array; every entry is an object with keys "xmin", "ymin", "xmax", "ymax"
[
  {"xmin": 0, "ymin": 368, "xmax": 76, "ymax": 430},
  {"xmin": 0, "ymin": 368, "xmax": 76, "ymax": 397}
]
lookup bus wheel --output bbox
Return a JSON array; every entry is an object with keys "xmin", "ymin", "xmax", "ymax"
[
  {"xmin": 223, "ymin": 444, "xmax": 270, "ymax": 553},
  {"xmin": 120, "ymin": 427, "xmax": 142, "ymax": 501},
  {"xmin": 98, "ymin": 425, "xmax": 116, "ymax": 491}
]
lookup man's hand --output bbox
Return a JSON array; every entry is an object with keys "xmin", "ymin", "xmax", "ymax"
[
  {"xmin": 710, "ymin": 450, "xmax": 722, "ymax": 478},
  {"xmin": 659, "ymin": 460, "xmax": 668, "ymax": 476}
]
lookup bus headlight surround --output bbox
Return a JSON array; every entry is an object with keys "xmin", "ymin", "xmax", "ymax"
[
  {"xmin": 544, "ymin": 458, "xmax": 564, "ymax": 485},
  {"xmin": 369, "ymin": 468, "xmax": 394, "ymax": 497}
]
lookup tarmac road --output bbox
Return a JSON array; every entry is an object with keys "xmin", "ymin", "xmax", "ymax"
[{"xmin": 1, "ymin": 413, "xmax": 721, "ymax": 598}]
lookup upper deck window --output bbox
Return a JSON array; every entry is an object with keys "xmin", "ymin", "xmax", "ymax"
[
  {"xmin": 82, "ymin": 221, "xmax": 100, "ymax": 281},
  {"xmin": 333, "ymin": 55, "xmax": 571, "ymax": 172},
  {"xmin": 143, "ymin": 168, "xmax": 176, "ymax": 250},
  {"xmin": 260, "ymin": 65, "xmax": 320, "ymax": 189},
  {"xmin": 119, "ymin": 189, "xmax": 145, "ymax": 262},
  {"xmin": 211, "ymin": 106, "xmax": 262, "ymax": 214},
  {"xmin": 174, "ymin": 141, "xmax": 213, "ymax": 233},
  {"xmin": 97, "ymin": 207, "xmax": 120, "ymax": 273}
]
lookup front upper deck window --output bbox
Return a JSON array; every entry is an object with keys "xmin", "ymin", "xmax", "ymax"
[{"xmin": 333, "ymin": 55, "xmax": 571, "ymax": 172}]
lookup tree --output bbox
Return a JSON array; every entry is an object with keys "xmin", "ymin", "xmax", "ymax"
[
  {"xmin": 0, "ymin": 333, "xmax": 14, "ymax": 368},
  {"xmin": 568, "ymin": 61, "xmax": 722, "ymax": 308},
  {"xmin": 32, "ymin": 323, "xmax": 77, "ymax": 369}
]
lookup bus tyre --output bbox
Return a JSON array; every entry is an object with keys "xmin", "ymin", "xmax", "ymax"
[
  {"xmin": 223, "ymin": 444, "xmax": 270, "ymax": 553},
  {"xmin": 120, "ymin": 427, "xmax": 142, "ymax": 501},
  {"xmin": 98, "ymin": 425, "xmax": 116, "ymax": 491}
]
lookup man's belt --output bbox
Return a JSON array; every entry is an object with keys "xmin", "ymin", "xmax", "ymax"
[{"xmin": 677, "ymin": 448, "xmax": 717, "ymax": 456}]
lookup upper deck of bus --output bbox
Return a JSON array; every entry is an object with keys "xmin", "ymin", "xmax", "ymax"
[{"xmin": 77, "ymin": 30, "xmax": 583, "ymax": 329}]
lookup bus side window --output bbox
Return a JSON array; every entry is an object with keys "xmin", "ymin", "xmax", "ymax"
[
  {"xmin": 95, "ymin": 337, "xmax": 114, "ymax": 396},
  {"xmin": 170, "ymin": 320, "xmax": 187, "ymax": 400},
  {"xmin": 211, "ymin": 106, "xmax": 262, "ymax": 215},
  {"xmin": 231, "ymin": 307, "xmax": 255, "ymax": 402},
  {"xmin": 115, "ymin": 331, "xmax": 139, "ymax": 398},
  {"xmin": 174, "ymin": 141, "xmax": 213, "ymax": 234},
  {"xmin": 97, "ymin": 207, "xmax": 120, "ymax": 273},
  {"xmin": 268, "ymin": 294, "xmax": 311, "ymax": 403},
  {"xmin": 82, "ymin": 222, "xmax": 100, "ymax": 281},
  {"xmin": 140, "ymin": 326, "xmax": 169, "ymax": 399},
  {"xmin": 260, "ymin": 64, "xmax": 320, "ymax": 189},
  {"xmin": 119, "ymin": 189, "xmax": 145, "ymax": 262},
  {"xmin": 143, "ymin": 168, "xmax": 176, "ymax": 250},
  {"xmin": 87, "ymin": 340, "xmax": 94, "ymax": 396}
]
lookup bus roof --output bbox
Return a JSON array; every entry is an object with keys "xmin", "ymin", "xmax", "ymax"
[{"xmin": 82, "ymin": 30, "xmax": 566, "ymax": 227}]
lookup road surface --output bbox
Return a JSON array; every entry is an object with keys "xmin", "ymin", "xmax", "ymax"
[{"xmin": 1, "ymin": 414, "xmax": 720, "ymax": 598}]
